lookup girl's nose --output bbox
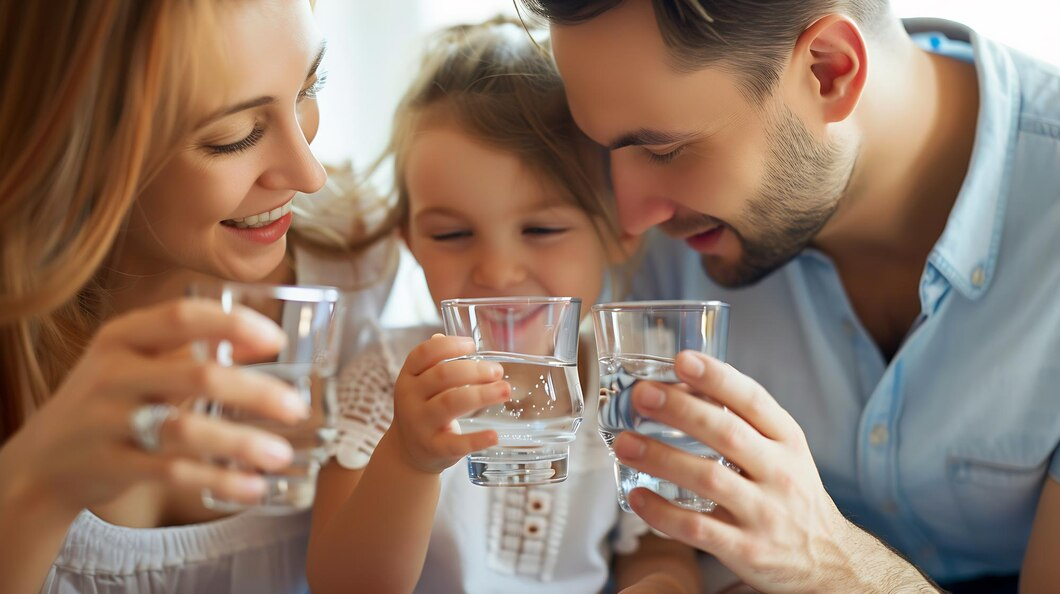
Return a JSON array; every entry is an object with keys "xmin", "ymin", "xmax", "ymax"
[{"xmin": 471, "ymin": 247, "xmax": 528, "ymax": 291}]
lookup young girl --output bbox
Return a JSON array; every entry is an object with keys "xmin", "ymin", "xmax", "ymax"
[{"xmin": 307, "ymin": 18, "xmax": 701, "ymax": 594}]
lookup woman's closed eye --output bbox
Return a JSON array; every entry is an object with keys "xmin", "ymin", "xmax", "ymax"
[
  {"xmin": 205, "ymin": 124, "xmax": 265, "ymax": 156},
  {"xmin": 645, "ymin": 145, "xmax": 685, "ymax": 165}
]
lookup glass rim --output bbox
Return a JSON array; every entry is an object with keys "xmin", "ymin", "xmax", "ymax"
[
  {"xmin": 591, "ymin": 300, "xmax": 729, "ymax": 313},
  {"xmin": 220, "ymin": 282, "xmax": 342, "ymax": 303},
  {"xmin": 441, "ymin": 296, "xmax": 581, "ymax": 309}
]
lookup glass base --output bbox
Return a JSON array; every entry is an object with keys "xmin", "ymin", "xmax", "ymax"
[
  {"xmin": 203, "ymin": 461, "xmax": 319, "ymax": 514},
  {"xmin": 616, "ymin": 456, "xmax": 739, "ymax": 513},
  {"xmin": 467, "ymin": 445, "xmax": 569, "ymax": 486}
]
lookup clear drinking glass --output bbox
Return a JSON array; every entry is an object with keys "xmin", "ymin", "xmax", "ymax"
[
  {"xmin": 592, "ymin": 300, "xmax": 737, "ymax": 513},
  {"xmin": 195, "ymin": 282, "xmax": 344, "ymax": 513},
  {"xmin": 440, "ymin": 297, "xmax": 584, "ymax": 486}
]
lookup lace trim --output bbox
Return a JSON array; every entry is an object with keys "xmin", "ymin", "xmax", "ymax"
[{"xmin": 486, "ymin": 484, "xmax": 569, "ymax": 582}]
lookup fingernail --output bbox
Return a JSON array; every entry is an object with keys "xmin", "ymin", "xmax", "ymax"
[
  {"xmin": 245, "ymin": 310, "xmax": 286, "ymax": 344},
  {"xmin": 681, "ymin": 352, "xmax": 706, "ymax": 379},
  {"xmin": 259, "ymin": 438, "xmax": 293, "ymax": 465},
  {"xmin": 283, "ymin": 390, "xmax": 310, "ymax": 420},
  {"xmin": 638, "ymin": 386, "xmax": 666, "ymax": 409},
  {"xmin": 481, "ymin": 361, "xmax": 503, "ymax": 379},
  {"xmin": 614, "ymin": 433, "xmax": 646, "ymax": 460},
  {"xmin": 628, "ymin": 489, "xmax": 645, "ymax": 509},
  {"xmin": 239, "ymin": 474, "xmax": 267, "ymax": 496}
]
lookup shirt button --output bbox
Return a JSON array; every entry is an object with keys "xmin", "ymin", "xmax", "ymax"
[
  {"xmin": 971, "ymin": 265, "xmax": 986, "ymax": 288},
  {"xmin": 869, "ymin": 424, "xmax": 889, "ymax": 445}
]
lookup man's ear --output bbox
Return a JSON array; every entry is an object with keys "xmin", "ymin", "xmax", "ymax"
[{"xmin": 790, "ymin": 14, "xmax": 868, "ymax": 124}]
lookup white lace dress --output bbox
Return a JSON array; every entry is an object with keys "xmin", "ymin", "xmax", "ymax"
[{"xmin": 333, "ymin": 323, "xmax": 648, "ymax": 594}]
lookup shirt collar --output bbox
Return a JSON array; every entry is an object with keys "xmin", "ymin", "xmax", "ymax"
[{"xmin": 907, "ymin": 20, "xmax": 1022, "ymax": 299}]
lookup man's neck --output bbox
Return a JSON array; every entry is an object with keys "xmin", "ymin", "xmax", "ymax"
[{"xmin": 814, "ymin": 36, "xmax": 980, "ymax": 270}]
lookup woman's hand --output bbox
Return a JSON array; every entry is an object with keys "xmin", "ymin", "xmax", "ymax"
[
  {"xmin": 0, "ymin": 299, "xmax": 310, "ymax": 514},
  {"xmin": 389, "ymin": 334, "xmax": 510, "ymax": 474}
]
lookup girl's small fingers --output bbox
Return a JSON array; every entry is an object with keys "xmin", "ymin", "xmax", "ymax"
[
  {"xmin": 433, "ymin": 429, "xmax": 498, "ymax": 459},
  {"xmin": 419, "ymin": 358, "xmax": 505, "ymax": 394},
  {"xmin": 403, "ymin": 335, "xmax": 476, "ymax": 376},
  {"xmin": 156, "ymin": 413, "xmax": 295, "ymax": 473},
  {"xmin": 425, "ymin": 381, "xmax": 510, "ymax": 429}
]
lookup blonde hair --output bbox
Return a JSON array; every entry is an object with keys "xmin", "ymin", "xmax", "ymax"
[
  {"xmin": 0, "ymin": 1, "xmax": 225, "ymax": 441},
  {"xmin": 371, "ymin": 16, "xmax": 622, "ymax": 251}
]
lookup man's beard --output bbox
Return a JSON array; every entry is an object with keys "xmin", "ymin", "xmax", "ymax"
[{"xmin": 701, "ymin": 106, "xmax": 855, "ymax": 288}]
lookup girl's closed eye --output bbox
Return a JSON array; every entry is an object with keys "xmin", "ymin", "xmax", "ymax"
[
  {"xmin": 430, "ymin": 229, "xmax": 472, "ymax": 242},
  {"xmin": 645, "ymin": 145, "xmax": 684, "ymax": 165},
  {"xmin": 523, "ymin": 225, "xmax": 568, "ymax": 237}
]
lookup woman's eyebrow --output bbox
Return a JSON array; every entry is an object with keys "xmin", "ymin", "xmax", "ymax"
[{"xmin": 200, "ymin": 41, "xmax": 328, "ymax": 126}]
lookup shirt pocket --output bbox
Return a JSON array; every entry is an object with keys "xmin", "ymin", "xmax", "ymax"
[{"xmin": 946, "ymin": 435, "xmax": 1050, "ymax": 553}]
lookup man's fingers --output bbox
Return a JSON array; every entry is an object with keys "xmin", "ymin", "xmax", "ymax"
[
  {"xmin": 674, "ymin": 352, "xmax": 797, "ymax": 443},
  {"xmin": 625, "ymin": 486, "xmax": 745, "ymax": 558},
  {"xmin": 612, "ymin": 431, "xmax": 755, "ymax": 521},
  {"xmin": 630, "ymin": 382, "xmax": 771, "ymax": 478}
]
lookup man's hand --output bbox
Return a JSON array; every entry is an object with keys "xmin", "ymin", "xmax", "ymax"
[{"xmin": 611, "ymin": 351, "xmax": 937, "ymax": 593}]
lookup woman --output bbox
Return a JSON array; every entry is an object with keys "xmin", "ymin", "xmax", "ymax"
[{"xmin": 0, "ymin": 1, "xmax": 388, "ymax": 592}]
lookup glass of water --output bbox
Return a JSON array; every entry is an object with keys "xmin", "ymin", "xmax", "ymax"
[
  {"xmin": 195, "ymin": 282, "xmax": 344, "ymax": 513},
  {"xmin": 592, "ymin": 300, "xmax": 736, "ymax": 513},
  {"xmin": 440, "ymin": 297, "xmax": 584, "ymax": 487}
]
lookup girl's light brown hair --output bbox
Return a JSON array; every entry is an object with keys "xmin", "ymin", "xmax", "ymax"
[
  {"xmin": 0, "ymin": 1, "xmax": 223, "ymax": 442},
  {"xmin": 370, "ymin": 15, "xmax": 622, "ymax": 252}
]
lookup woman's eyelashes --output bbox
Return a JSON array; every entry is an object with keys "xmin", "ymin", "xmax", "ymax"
[
  {"xmin": 205, "ymin": 124, "xmax": 265, "ymax": 155},
  {"xmin": 203, "ymin": 74, "xmax": 327, "ymax": 156},
  {"xmin": 645, "ymin": 145, "xmax": 685, "ymax": 165},
  {"xmin": 299, "ymin": 71, "xmax": 328, "ymax": 101}
]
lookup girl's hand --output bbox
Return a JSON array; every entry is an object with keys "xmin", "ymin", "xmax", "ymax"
[
  {"xmin": 390, "ymin": 334, "xmax": 510, "ymax": 474},
  {"xmin": 0, "ymin": 299, "xmax": 310, "ymax": 514}
]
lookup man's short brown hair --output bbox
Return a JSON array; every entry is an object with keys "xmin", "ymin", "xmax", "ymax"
[{"xmin": 521, "ymin": 0, "xmax": 891, "ymax": 100}]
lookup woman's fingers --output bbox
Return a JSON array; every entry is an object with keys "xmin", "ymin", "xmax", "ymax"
[
  {"xmin": 156, "ymin": 413, "xmax": 295, "ymax": 473},
  {"xmin": 126, "ymin": 450, "xmax": 269, "ymax": 505},
  {"xmin": 118, "ymin": 359, "xmax": 308, "ymax": 423},
  {"xmin": 96, "ymin": 299, "xmax": 286, "ymax": 359}
]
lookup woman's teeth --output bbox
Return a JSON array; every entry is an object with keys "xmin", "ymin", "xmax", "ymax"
[{"xmin": 223, "ymin": 200, "xmax": 293, "ymax": 229}]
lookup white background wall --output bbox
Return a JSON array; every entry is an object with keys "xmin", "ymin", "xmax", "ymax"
[{"xmin": 311, "ymin": 1, "xmax": 1060, "ymax": 167}]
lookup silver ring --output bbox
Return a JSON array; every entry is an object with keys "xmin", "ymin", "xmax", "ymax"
[{"xmin": 130, "ymin": 404, "xmax": 177, "ymax": 452}]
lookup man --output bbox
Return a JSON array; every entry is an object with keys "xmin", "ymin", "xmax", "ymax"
[{"xmin": 521, "ymin": 1, "xmax": 1060, "ymax": 592}]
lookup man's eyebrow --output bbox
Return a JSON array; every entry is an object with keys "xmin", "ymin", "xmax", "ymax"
[
  {"xmin": 608, "ymin": 129, "xmax": 699, "ymax": 150},
  {"xmin": 200, "ymin": 41, "xmax": 328, "ymax": 126}
]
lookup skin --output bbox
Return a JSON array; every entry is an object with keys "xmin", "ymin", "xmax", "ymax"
[
  {"xmin": 547, "ymin": 1, "xmax": 1057, "ymax": 591},
  {"xmin": 307, "ymin": 122, "xmax": 699, "ymax": 594},
  {"xmin": 0, "ymin": 2, "xmax": 328, "ymax": 591}
]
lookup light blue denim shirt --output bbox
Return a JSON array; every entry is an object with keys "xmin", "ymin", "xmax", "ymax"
[{"xmin": 631, "ymin": 23, "xmax": 1060, "ymax": 583}]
